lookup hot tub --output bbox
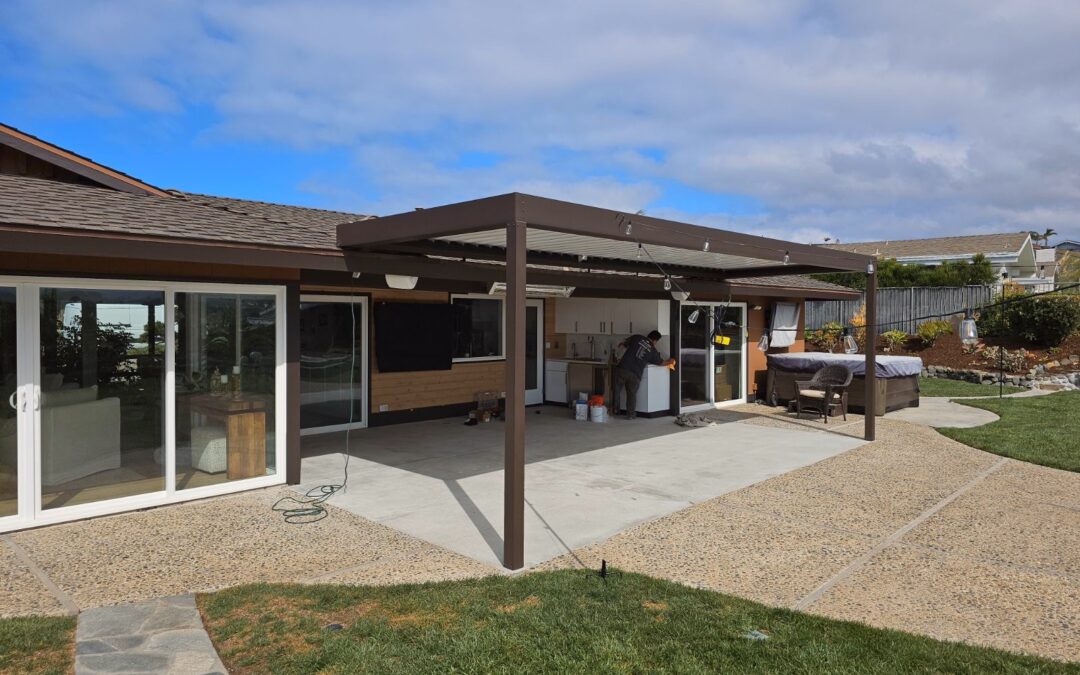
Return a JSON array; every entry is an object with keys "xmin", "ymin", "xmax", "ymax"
[{"xmin": 765, "ymin": 352, "xmax": 922, "ymax": 416}]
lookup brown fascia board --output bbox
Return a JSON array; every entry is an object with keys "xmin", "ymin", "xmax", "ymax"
[
  {"xmin": 0, "ymin": 225, "xmax": 346, "ymax": 271},
  {"xmin": 338, "ymin": 192, "xmax": 872, "ymax": 272},
  {"xmin": 0, "ymin": 225, "xmax": 859, "ymax": 298},
  {"xmin": 0, "ymin": 124, "xmax": 170, "ymax": 197}
]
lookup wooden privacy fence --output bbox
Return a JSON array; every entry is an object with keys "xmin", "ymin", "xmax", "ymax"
[{"xmin": 806, "ymin": 285, "xmax": 995, "ymax": 334}]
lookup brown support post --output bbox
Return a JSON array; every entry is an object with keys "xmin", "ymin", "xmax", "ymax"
[
  {"xmin": 504, "ymin": 221, "xmax": 527, "ymax": 570},
  {"xmin": 285, "ymin": 282, "xmax": 302, "ymax": 484},
  {"xmin": 864, "ymin": 266, "xmax": 877, "ymax": 441}
]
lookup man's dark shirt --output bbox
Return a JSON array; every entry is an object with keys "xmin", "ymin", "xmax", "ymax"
[{"xmin": 616, "ymin": 334, "xmax": 663, "ymax": 379}]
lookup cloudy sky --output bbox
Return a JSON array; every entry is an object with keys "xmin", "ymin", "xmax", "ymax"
[{"xmin": 2, "ymin": 0, "xmax": 1079, "ymax": 244}]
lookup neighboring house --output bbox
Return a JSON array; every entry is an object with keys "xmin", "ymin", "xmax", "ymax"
[
  {"xmin": 825, "ymin": 232, "xmax": 1051, "ymax": 288},
  {"xmin": 0, "ymin": 122, "xmax": 868, "ymax": 564},
  {"xmin": 1056, "ymin": 240, "xmax": 1080, "ymax": 253}
]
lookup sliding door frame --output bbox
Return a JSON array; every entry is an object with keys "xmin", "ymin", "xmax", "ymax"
[
  {"xmin": 298, "ymin": 294, "xmax": 369, "ymax": 436},
  {"xmin": 0, "ymin": 275, "xmax": 287, "ymax": 533}
]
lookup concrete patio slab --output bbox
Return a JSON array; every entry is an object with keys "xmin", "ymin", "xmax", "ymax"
[{"xmin": 298, "ymin": 406, "xmax": 866, "ymax": 568}]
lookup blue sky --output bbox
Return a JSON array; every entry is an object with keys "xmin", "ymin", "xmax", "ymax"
[{"xmin": 2, "ymin": 1, "xmax": 1079, "ymax": 244}]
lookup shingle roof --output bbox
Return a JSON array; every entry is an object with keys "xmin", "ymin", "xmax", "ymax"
[
  {"xmin": 174, "ymin": 191, "xmax": 370, "ymax": 244},
  {"xmin": 822, "ymin": 232, "xmax": 1030, "ymax": 259},
  {"xmin": 0, "ymin": 174, "xmax": 365, "ymax": 250}
]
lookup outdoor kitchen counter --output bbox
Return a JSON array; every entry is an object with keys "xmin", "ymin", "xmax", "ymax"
[{"xmin": 548, "ymin": 359, "xmax": 669, "ymax": 415}]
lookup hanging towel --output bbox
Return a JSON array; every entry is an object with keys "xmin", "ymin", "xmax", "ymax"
[{"xmin": 770, "ymin": 302, "xmax": 800, "ymax": 348}]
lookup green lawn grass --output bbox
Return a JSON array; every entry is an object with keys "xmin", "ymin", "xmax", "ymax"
[
  {"xmin": 940, "ymin": 391, "xmax": 1080, "ymax": 472},
  {"xmin": 919, "ymin": 376, "xmax": 1025, "ymax": 397},
  {"xmin": 0, "ymin": 615, "xmax": 75, "ymax": 675},
  {"xmin": 199, "ymin": 570, "xmax": 1073, "ymax": 674}
]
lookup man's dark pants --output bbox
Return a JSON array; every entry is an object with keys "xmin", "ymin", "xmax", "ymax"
[{"xmin": 613, "ymin": 366, "xmax": 642, "ymax": 418}]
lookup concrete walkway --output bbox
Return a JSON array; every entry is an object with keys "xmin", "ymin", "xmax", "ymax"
[
  {"xmin": 540, "ymin": 410, "xmax": 1080, "ymax": 663},
  {"xmin": 887, "ymin": 388, "xmax": 1054, "ymax": 428},
  {"xmin": 886, "ymin": 396, "xmax": 1000, "ymax": 428},
  {"xmin": 75, "ymin": 595, "xmax": 225, "ymax": 675}
]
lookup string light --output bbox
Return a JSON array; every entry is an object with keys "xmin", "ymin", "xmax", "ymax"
[
  {"xmin": 663, "ymin": 277, "xmax": 672, "ymax": 291},
  {"xmin": 703, "ymin": 239, "xmax": 710, "ymax": 252},
  {"xmin": 624, "ymin": 221, "xmax": 633, "ymax": 236},
  {"xmin": 783, "ymin": 251, "xmax": 790, "ymax": 265}
]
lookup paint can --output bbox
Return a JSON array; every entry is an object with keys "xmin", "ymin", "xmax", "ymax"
[{"xmin": 589, "ymin": 405, "xmax": 606, "ymax": 423}]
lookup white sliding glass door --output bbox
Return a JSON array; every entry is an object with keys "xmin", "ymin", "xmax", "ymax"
[
  {"xmin": 679, "ymin": 302, "xmax": 747, "ymax": 412},
  {"xmin": 0, "ymin": 285, "xmax": 25, "ymax": 523},
  {"xmin": 525, "ymin": 299, "xmax": 544, "ymax": 406},
  {"xmin": 0, "ymin": 276, "xmax": 286, "ymax": 533}
]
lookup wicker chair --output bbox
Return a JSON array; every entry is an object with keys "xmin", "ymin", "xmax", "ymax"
[{"xmin": 794, "ymin": 364, "xmax": 852, "ymax": 424}]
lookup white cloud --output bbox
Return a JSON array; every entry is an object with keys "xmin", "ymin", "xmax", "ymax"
[{"xmin": 3, "ymin": 0, "xmax": 1080, "ymax": 241}]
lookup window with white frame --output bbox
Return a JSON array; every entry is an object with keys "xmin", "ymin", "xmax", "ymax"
[{"xmin": 450, "ymin": 295, "xmax": 503, "ymax": 361}]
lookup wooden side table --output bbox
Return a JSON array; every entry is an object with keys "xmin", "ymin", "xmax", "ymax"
[{"xmin": 187, "ymin": 394, "xmax": 268, "ymax": 479}]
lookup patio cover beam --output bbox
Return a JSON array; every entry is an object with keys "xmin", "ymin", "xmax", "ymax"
[{"xmin": 338, "ymin": 193, "xmax": 871, "ymax": 274}]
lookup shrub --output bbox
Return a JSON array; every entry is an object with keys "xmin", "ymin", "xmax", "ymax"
[
  {"xmin": 880, "ymin": 330, "xmax": 908, "ymax": 351},
  {"xmin": 980, "ymin": 345, "xmax": 1029, "ymax": 372},
  {"xmin": 807, "ymin": 321, "xmax": 843, "ymax": 352},
  {"xmin": 978, "ymin": 293, "xmax": 1080, "ymax": 347},
  {"xmin": 916, "ymin": 319, "xmax": 952, "ymax": 346},
  {"xmin": 850, "ymin": 304, "xmax": 867, "ymax": 350}
]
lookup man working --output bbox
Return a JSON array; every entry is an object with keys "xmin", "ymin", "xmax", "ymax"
[{"xmin": 613, "ymin": 330, "xmax": 675, "ymax": 419}]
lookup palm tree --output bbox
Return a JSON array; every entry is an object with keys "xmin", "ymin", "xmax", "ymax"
[
  {"xmin": 1029, "ymin": 230, "xmax": 1045, "ymax": 247},
  {"xmin": 1042, "ymin": 228, "xmax": 1058, "ymax": 247}
]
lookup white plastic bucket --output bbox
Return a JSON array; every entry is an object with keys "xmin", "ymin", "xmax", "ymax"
[{"xmin": 589, "ymin": 405, "xmax": 606, "ymax": 423}]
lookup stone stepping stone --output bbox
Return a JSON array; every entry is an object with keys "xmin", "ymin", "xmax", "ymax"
[{"xmin": 75, "ymin": 594, "xmax": 226, "ymax": 674}]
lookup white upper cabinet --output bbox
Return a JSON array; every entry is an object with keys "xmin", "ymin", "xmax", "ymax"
[{"xmin": 555, "ymin": 298, "xmax": 669, "ymax": 335}]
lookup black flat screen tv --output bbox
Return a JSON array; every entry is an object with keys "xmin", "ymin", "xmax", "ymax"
[{"xmin": 374, "ymin": 301, "xmax": 454, "ymax": 372}]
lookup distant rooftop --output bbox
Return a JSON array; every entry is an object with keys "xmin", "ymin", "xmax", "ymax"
[{"xmin": 823, "ymin": 232, "xmax": 1030, "ymax": 259}]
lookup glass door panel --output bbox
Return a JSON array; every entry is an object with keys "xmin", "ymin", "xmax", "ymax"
[
  {"xmin": 0, "ymin": 287, "xmax": 18, "ymax": 517},
  {"xmin": 712, "ymin": 306, "xmax": 744, "ymax": 403},
  {"xmin": 175, "ymin": 293, "xmax": 277, "ymax": 490},
  {"xmin": 38, "ymin": 287, "xmax": 166, "ymax": 509},
  {"xmin": 524, "ymin": 300, "xmax": 543, "ymax": 405},
  {"xmin": 680, "ymin": 305, "xmax": 709, "ymax": 407},
  {"xmin": 299, "ymin": 299, "xmax": 365, "ymax": 432}
]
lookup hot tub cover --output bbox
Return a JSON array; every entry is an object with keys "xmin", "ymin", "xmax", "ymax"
[{"xmin": 767, "ymin": 352, "xmax": 923, "ymax": 378}]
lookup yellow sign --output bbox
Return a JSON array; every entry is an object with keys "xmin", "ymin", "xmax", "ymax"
[{"xmin": 713, "ymin": 335, "xmax": 731, "ymax": 346}]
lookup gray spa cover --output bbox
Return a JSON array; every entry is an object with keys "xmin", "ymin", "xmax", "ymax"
[{"xmin": 767, "ymin": 352, "xmax": 923, "ymax": 378}]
